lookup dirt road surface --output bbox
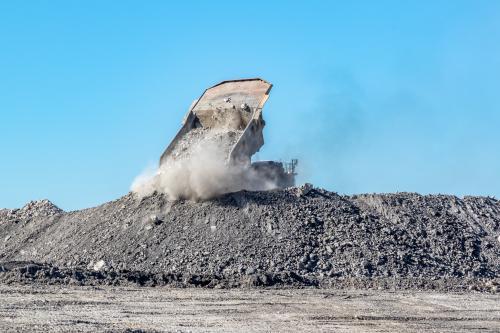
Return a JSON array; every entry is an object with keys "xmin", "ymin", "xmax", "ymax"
[{"xmin": 0, "ymin": 285, "xmax": 498, "ymax": 332}]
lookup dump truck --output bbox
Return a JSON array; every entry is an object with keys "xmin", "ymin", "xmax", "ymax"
[{"xmin": 159, "ymin": 78, "xmax": 297, "ymax": 188}]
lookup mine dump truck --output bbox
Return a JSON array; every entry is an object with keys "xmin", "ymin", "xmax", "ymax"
[{"xmin": 160, "ymin": 78, "xmax": 297, "ymax": 188}]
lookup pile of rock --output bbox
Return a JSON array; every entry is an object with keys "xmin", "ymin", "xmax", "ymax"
[
  {"xmin": 0, "ymin": 187, "xmax": 499, "ymax": 291},
  {"xmin": 1, "ymin": 200, "xmax": 63, "ymax": 222}
]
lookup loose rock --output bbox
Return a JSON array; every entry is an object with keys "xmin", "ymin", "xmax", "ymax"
[{"xmin": 0, "ymin": 189, "xmax": 499, "ymax": 291}]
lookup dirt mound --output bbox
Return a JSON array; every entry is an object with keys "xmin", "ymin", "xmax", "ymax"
[
  {"xmin": 0, "ymin": 199, "xmax": 63, "ymax": 221},
  {"xmin": 1, "ymin": 187, "xmax": 499, "ymax": 290}
]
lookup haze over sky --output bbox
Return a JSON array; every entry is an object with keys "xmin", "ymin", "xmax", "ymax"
[{"xmin": 1, "ymin": 1, "xmax": 499, "ymax": 210}]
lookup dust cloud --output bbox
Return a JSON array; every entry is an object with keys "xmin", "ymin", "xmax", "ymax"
[{"xmin": 131, "ymin": 130, "xmax": 277, "ymax": 201}]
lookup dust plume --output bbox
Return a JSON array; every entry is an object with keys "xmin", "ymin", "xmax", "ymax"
[{"xmin": 131, "ymin": 130, "xmax": 278, "ymax": 201}]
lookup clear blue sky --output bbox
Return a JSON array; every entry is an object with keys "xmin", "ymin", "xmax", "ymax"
[{"xmin": 1, "ymin": 1, "xmax": 499, "ymax": 210}]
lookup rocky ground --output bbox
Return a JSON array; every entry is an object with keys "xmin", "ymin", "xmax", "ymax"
[{"xmin": 0, "ymin": 186, "xmax": 499, "ymax": 291}]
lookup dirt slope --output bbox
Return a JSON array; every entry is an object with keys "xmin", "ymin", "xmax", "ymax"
[{"xmin": 0, "ymin": 187, "xmax": 499, "ymax": 290}]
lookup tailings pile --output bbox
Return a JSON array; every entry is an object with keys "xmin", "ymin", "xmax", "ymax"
[{"xmin": 0, "ymin": 188, "xmax": 499, "ymax": 291}]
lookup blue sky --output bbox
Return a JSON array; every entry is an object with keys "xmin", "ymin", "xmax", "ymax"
[{"xmin": 1, "ymin": 1, "xmax": 499, "ymax": 210}]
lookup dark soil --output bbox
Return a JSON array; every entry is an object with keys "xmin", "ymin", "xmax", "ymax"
[{"xmin": 1, "ymin": 186, "xmax": 499, "ymax": 291}]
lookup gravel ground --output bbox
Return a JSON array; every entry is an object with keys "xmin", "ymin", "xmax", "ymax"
[
  {"xmin": 0, "ymin": 186, "xmax": 499, "ymax": 290},
  {"xmin": 0, "ymin": 285, "xmax": 498, "ymax": 332}
]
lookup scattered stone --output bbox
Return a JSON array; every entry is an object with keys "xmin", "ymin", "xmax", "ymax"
[
  {"xmin": 93, "ymin": 260, "xmax": 107, "ymax": 272},
  {"xmin": 246, "ymin": 267, "xmax": 256, "ymax": 275},
  {"xmin": 149, "ymin": 214, "xmax": 163, "ymax": 225}
]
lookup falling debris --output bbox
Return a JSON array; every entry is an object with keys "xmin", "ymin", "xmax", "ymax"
[{"xmin": 132, "ymin": 79, "xmax": 297, "ymax": 200}]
